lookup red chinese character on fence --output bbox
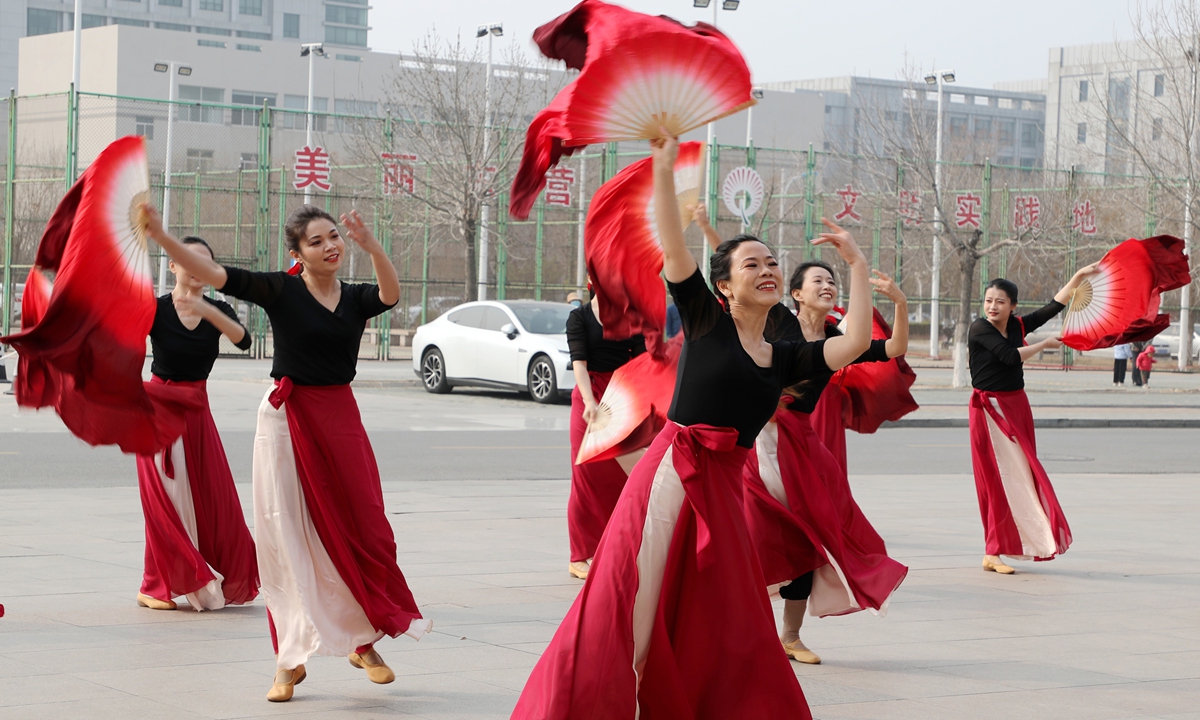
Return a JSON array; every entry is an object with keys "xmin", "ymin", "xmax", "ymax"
[
  {"xmin": 1072, "ymin": 199, "xmax": 1097, "ymax": 235},
  {"xmin": 834, "ymin": 183, "xmax": 862, "ymax": 222},
  {"xmin": 898, "ymin": 189, "xmax": 922, "ymax": 227},
  {"xmin": 1013, "ymin": 194, "xmax": 1042, "ymax": 231},
  {"xmin": 954, "ymin": 193, "xmax": 982, "ymax": 229},
  {"xmin": 544, "ymin": 166, "xmax": 576, "ymax": 207},
  {"xmin": 381, "ymin": 152, "xmax": 418, "ymax": 196},
  {"xmin": 477, "ymin": 164, "xmax": 499, "ymax": 197},
  {"xmin": 293, "ymin": 145, "xmax": 331, "ymax": 192}
]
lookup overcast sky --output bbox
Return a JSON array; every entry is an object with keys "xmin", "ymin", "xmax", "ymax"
[{"xmin": 369, "ymin": 0, "xmax": 1138, "ymax": 89}]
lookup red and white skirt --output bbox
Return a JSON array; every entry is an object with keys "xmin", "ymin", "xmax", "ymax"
[
  {"xmin": 968, "ymin": 389, "xmax": 1071, "ymax": 560},
  {"xmin": 135, "ymin": 378, "xmax": 258, "ymax": 610},
  {"xmin": 744, "ymin": 408, "xmax": 907, "ymax": 617},
  {"xmin": 512, "ymin": 422, "xmax": 810, "ymax": 720},
  {"xmin": 254, "ymin": 379, "xmax": 430, "ymax": 670},
  {"xmin": 567, "ymin": 371, "xmax": 631, "ymax": 563}
]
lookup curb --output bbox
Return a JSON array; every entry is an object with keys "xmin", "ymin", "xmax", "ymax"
[{"xmin": 885, "ymin": 418, "xmax": 1200, "ymax": 429}]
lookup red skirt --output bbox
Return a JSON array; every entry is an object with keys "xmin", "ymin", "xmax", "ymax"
[
  {"xmin": 810, "ymin": 386, "xmax": 849, "ymax": 475},
  {"xmin": 969, "ymin": 389, "xmax": 1072, "ymax": 560},
  {"xmin": 255, "ymin": 379, "xmax": 430, "ymax": 669},
  {"xmin": 744, "ymin": 409, "xmax": 907, "ymax": 617},
  {"xmin": 135, "ymin": 378, "xmax": 258, "ymax": 609},
  {"xmin": 567, "ymin": 371, "xmax": 630, "ymax": 562},
  {"xmin": 513, "ymin": 422, "xmax": 810, "ymax": 720}
]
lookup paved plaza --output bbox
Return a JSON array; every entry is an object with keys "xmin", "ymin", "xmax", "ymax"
[{"xmin": 0, "ymin": 360, "xmax": 1197, "ymax": 719}]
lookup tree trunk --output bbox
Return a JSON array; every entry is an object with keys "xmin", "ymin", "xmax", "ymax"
[
  {"xmin": 462, "ymin": 215, "xmax": 478, "ymax": 302},
  {"xmin": 952, "ymin": 232, "xmax": 982, "ymax": 388}
]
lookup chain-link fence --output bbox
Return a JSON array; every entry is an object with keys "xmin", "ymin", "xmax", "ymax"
[{"xmin": 1, "ymin": 89, "xmax": 1196, "ymax": 363}]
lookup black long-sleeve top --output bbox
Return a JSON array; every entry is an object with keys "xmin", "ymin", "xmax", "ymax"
[
  {"xmin": 968, "ymin": 300, "xmax": 1065, "ymax": 392},
  {"xmin": 565, "ymin": 304, "xmax": 646, "ymax": 373},
  {"xmin": 149, "ymin": 294, "xmax": 251, "ymax": 382},
  {"xmin": 218, "ymin": 267, "xmax": 394, "ymax": 386},
  {"xmin": 767, "ymin": 310, "xmax": 890, "ymax": 413},
  {"xmin": 666, "ymin": 269, "xmax": 829, "ymax": 447}
]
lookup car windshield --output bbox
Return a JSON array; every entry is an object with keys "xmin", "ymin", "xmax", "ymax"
[{"xmin": 507, "ymin": 303, "xmax": 572, "ymax": 334}]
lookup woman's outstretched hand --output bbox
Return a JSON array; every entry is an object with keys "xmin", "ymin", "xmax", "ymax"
[
  {"xmin": 811, "ymin": 217, "xmax": 866, "ymax": 266},
  {"xmin": 140, "ymin": 202, "xmax": 166, "ymax": 243},
  {"xmin": 869, "ymin": 269, "xmax": 905, "ymax": 303},
  {"xmin": 341, "ymin": 210, "xmax": 383, "ymax": 254},
  {"xmin": 650, "ymin": 129, "xmax": 679, "ymax": 171}
]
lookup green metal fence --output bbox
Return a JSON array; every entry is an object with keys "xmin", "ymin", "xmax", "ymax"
[{"xmin": 1, "ymin": 88, "xmax": 1195, "ymax": 361}]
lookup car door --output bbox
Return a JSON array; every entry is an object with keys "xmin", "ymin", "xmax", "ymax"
[
  {"xmin": 475, "ymin": 305, "xmax": 527, "ymax": 385},
  {"xmin": 439, "ymin": 305, "xmax": 487, "ymax": 380}
]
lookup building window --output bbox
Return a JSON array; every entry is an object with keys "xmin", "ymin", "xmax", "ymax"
[
  {"xmin": 1154, "ymin": 74, "xmax": 1165, "ymax": 97},
  {"xmin": 27, "ymin": 8, "xmax": 61, "ymax": 36},
  {"xmin": 83, "ymin": 15, "xmax": 108, "ymax": 29},
  {"xmin": 237, "ymin": 30, "xmax": 270, "ymax": 39},
  {"xmin": 1022, "ymin": 122, "xmax": 1041, "ymax": 148},
  {"xmin": 1077, "ymin": 122, "xmax": 1087, "ymax": 143},
  {"xmin": 282, "ymin": 95, "xmax": 327, "ymax": 130},
  {"xmin": 135, "ymin": 116, "xmax": 155, "ymax": 140},
  {"xmin": 283, "ymin": 13, "xmax": 300, "ymax": 38},
  {"xmin": 178, "ymin": 85, "xmax": 225, "ymax": 123},
  {"xmin": 335, "ymin": 0, "xmax": 368, "ymax": 4},
  {"xmin": 199, "ymin": 0, "xmax": 223, "ymax": 10},
  {"xmin": 1153, "ymin": 117, "xmax": 1163, "ymax": 140},
  {"xmin": 159, "ymin": 0, "xmax": 184, "ymax": 5},
  {"xmin": 185, "ymin": 149, "xmax": 214, "ymax": 174},
  {"xmin": 236, "ymin": 44, "xmax": 261, "ymax": 52},
  {"xmin": 998, "ymin": 120, "xmax": 1015, "ymax": 145},
  {"xmin": 240, "ymin": 153, "xmax": 258, "ymax": 170},
  {"xmin": 197, "ymin": 26, "xmax": 232, "ymax": 35},
  {"xmin": 336, "ymin": 54, "xmax": 362, "ymax": 62},
  {"xmin": 113, "ymin": 17, "xmax": 151, "ymax": 27},
  {"xmin": 231, "ymin": 91, "xmax": 276, "ymax": 126},
  {"xmin": 948, "ymin": 115, "xmax": 968, "ymax": 137},
  {"xmin": 326, "ymin": 5, "xmax": 368, "ymax": 25},
  {"xmin": 197, "ymin": 39, "xmax": 226, "ymax": 48},
  {"xmin": 1079, "ymin": 79, "xmax": 1089, "ymax": 102},
  {"xmin": 335, "ymin": 98, "xmax": 377, "ymax": 132},
  {"xmin": 974, "ymin": 118, "xmax": 992, "ymax": 139},
  {"xmin": 325, "ymin": 26, "xmax": 367, "ymax": 47},
  {"xmin": 1020, "ymin": 157, "xmax": 1038, "ymax": 169},
  {"xmin": 239, "ymin": 0, "xmax": 263, "ymax": 16},
  {"xmin": 156, "ymin": 22, "xmax": 190, "ymax": 31}
]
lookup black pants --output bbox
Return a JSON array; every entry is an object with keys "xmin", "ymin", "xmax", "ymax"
[
  {"xmin": 1113, "ymin": 358, "xmax": 1127, "ymax": 384},
  {"xmin": 1141, "ymin": 369, "xmax": 1151, "ymax": 385},
  {"xmin": 1132, "ymin": 367, "xmax": 1143, "ymax": 385},
  {"xmin": 778, "ymin": 570, "xmax": 815, "ymax": 601}
]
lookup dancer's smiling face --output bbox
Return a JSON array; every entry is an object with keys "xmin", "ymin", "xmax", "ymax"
[
  {"xmin": 291, "ymin": 217, "xmax": 345, "ymax": 275},
  {"xmin": 716, "ymin": 240, "xmax": 783, "ymax": 309},
  {"xmin": 983, "ymin": 287, "xmax": 1015, "ymax": 327},
  {"xmin": 791, "ymin": 265, "xmax": 836, "ymax": 314}
]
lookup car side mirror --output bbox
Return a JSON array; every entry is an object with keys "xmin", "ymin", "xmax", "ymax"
[{"xmin": 500, "ymin": 323, "xmax": 518, "ymax": 339}]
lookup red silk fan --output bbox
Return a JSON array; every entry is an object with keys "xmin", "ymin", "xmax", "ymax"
[
  {"xmin": 510, "ymin": 0, "xmax": 754, "ymax": 219},
  {"xmin": 576, "ymin": 335, "xmax": 682, "ymax": 465},
  {"xmin": 828, "ymin": 308, "xmax": 919, "ymax": 434},
  {"xmin": 586, "ymin": 141, "xmax": 705, "ymax": 348},
  {"xmin": 1, "ymin": 136, "xmax": 200, "ymax": 454},
  {"xmin": 1060, "ymin": 235, "xmax": 1192, "ymax": 351}
]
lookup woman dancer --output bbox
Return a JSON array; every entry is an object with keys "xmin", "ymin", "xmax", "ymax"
[
  {"xmin": 135, "ymin": 236, "xmax": 258, "ymax": 612},
  {"xmin": 744, "ymin": 261, "xmax": 910, "ymax": 666},
  {"xmin": 566, "ymin": 288, "xmax": 647, "ymax": 579},
  {"xmin": 511, "ymin": 134, "xmax": 872, "ymax": 719},
  {"xmin": 969, "ymin": 269, "xmax": 1096, "ymax": 574},
  {"xmin": 144, "ymin": 204, "xmax": 430, "ymax": 702}
]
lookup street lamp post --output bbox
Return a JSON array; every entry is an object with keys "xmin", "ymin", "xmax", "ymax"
[
  {"xmin": 924, "ymin": 68, "xmax": 955, "ymax": 359},
  {"xmin": 300, "ymin": 43, "xmax": 325, "ymax": 206},
  {"xmin": 694, "ymin": 0, "xmax": 739, "ymax": 275},
  {"xmin": 153, "ymin": 61, "xmax": 193, "ymax": 295},
  {"xmin": 476, "ymin": 22, "xmax": 502, "ymax": 301},
  {"xmin": 1181, "ymin": 50, "xmax": 1197, "ymax": 370}
]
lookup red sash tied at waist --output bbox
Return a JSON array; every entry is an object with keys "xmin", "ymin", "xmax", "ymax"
[
  {"xmin": 268, "ymin": 376, "xmax": 294, "ymax": 409},
  {"xmin": 149, "ymin": 375, "xmax": 208, "ymax": 479},
  {"xmin": 970, "ymin": 389, "xmax": 1020, "ymax": 441},
  {"xmin": 670, "ymin": 423, "xmax": 741, "ymax": 570}
]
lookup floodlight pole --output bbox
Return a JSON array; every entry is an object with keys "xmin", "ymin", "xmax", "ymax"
[
  {"xmin": 700, "ymin": 0, "xmax": 733, "ymax": 276},
  {"xmin": 302, "ymin": 43, "xmax": 324, "ymax": 205},
  {"xmin": 1180, "ymin": 51, "xmax": 1197, "ymax": 369},
  {"xmin": 929, "ymin": 69, "xmax": 954, "ymax": 360},
  {"xmin": 157, "ymin": 62, "xmax": 182, "ymax": 295},
  {"xmin": 477, "ymin": 24, "xmax": 500, "ymax": 301}
]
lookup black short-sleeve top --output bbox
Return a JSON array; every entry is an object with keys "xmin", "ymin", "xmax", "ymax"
[
  {"xmin": 968, "ymin": 300, "xmax": 1065, "ymax": 392},
  {"xmin": 218, "ymin": 267, "xmax": 395, "ymax": 386},
  {"xmin": 150, "ymin": 294, "xmax": 252, "ymax": 382},
  {"xmin": 766, "ymin": 311, "xmax": 889, "ymax": 414},
  {"xmin": 565, "ymin": 304, "xmax": 646, "ymax": 373},
  {"xmin": 665, "ymin": 269, "xmax": 829, "ymax": 447}
]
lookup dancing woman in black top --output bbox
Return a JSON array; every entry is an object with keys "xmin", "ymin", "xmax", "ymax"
[
  {"xmin": 143, "ymin": 203, "xmax": 429, "ymax": 703},
  {"xmin": 511, "ymin": 133, "xmax": 872, "ymax": 720},
  {"xmin": 968, "ymin": 268, "xmax": 1096, "ymax": 575},
  {"xmin": 565, "ymin": 291, "xmax": 646, "ymax": 579},
  {"xmin": 134, "ymin": 236, "xmax": 258, "ymax": 613}
]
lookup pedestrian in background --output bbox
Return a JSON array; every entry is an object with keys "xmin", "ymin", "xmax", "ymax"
[
  {"xmin": 1131, "ymin": 342, "xmax": 1145, "ymax": 386},
  {"xmin": 1112, "ymin": 342, "xmax": 1131, "ymax": 387},
  {"xmin": 1137, "ymin": 343, "xmax": 1157, "ymax": 387}
]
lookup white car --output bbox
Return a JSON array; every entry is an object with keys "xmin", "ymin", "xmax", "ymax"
[
  {"xmin": 411, "ymin": 300, "xmax": 576, "ymax": 403},
  {"xmin": 1150, "ymin": 322, "xmax": 1200, "ymax": 360}
]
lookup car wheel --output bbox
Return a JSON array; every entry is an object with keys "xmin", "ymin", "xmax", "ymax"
[
  {"xmin": 421, "ymin": 348, "xmax": 451, "ymax": 394},
  {"xmin": 527, "ymin": 354, "xmax": 558, "ymax": 404}
]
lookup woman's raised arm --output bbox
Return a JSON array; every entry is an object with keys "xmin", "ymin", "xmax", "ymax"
[
  {"xmin": 814, "ymin": 218, "xmax": 871, "ymax": 371},
  {"xmin": 142, "ymin": 203, "xmax": 228, "ymax": 289},
  {"xmin": 652, "ymin": 134, "xmax": 698, "ymax": 284}
]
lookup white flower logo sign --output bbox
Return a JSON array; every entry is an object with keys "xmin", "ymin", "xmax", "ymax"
[{"xmin": 722, "ymin": 166, "xmax": 764, "ymax": 226}]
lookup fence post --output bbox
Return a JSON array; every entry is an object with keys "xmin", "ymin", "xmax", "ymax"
[
  {"xmin": 379, "ymin": 113, "xmax": 394, "ymax": 360},
  {"xmin": 234, "ymin": 168, "xmax": 244, "ymax": 259},
  {"xmin": 602, "ymin": 141, "xmax": 618, "ymax": 182},
  {"xmin": 894, "ymin": 160, "xmax": 904, "ymax": 285},
  {"xmin": 999, "ymin": 185, "xmax": 1010, "ymax": 277},
  {"xmin": 871, "ymin": 201, "xmax": 881, "ymax": 269},
  {"xmin": 705, "ymin": 138, "xmax": 719, "ymax": 274},
  {"xmin": 803, "ymin": 143, "xmax": 816, "ymax": 260},
  {"xmin": 420, "ymin": 163, "xmax": 430, "ymax": 325},
  {"xmin": 980, "ymin": 159, "xmax": 992, "ymax": 299},
  {"xmin": 497, "ymin": 185, "xmax": 508, "ymax": 300},
  {"xmin": 65, "ymin": 84, "xmax": 79, "ymax": 189},
  {"xmin": 253, "ymin": 100, "xmax": 272, "ymax": 357},
  {"xmin": 535, "ymin": 196, "xmax": 545, "ymax": 301},
  {"xmin": 2, "ymin": 91, "xmax": 15, "ymax": 340},
  {"xmin": 1145, "ymin": 181, "xmax": 1158, "ymax": 237}
]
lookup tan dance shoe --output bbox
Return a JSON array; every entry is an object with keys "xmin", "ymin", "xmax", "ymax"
[
  {"xmin": 568, "ymin": 560, "xmax": 590, "ymax": 580},
  {"xmin": 982, "ymin": 555, "xmax": 1016, "ymax": 574},
  {"xmin": 135, "ymin": 593, "xmax": 176, "ymax": 610},
  {"xmin": 782, "ymin": 638, "xmax": 821, "ymax": 665},
  {"xmin": 266, "ymin": 664, "xmax": 306, "ymax": 702},
  {"xmin": 349, "ymin": 648, "xmax": 395, "ymax": 684}
]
